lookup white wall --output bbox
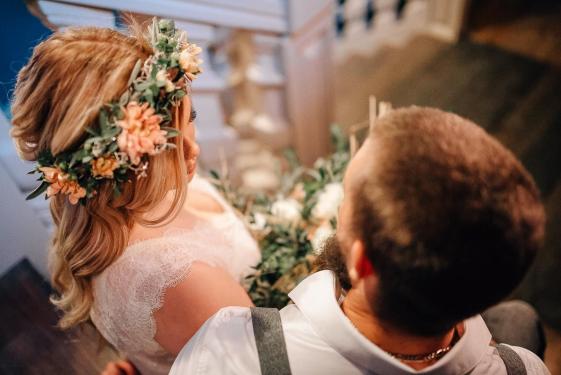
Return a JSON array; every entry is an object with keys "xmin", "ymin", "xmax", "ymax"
[
  {"xmin": 0, "ymin": 162, "xmax": 50, "ymax": 278},
  {"xmin": 0, "ymin": 113, "xmax": 51, "ymax": 278}
]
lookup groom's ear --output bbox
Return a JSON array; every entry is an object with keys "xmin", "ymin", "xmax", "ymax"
[{"xmin": 348, "ymin": 239, "xmax": 374, "ymax": 284}]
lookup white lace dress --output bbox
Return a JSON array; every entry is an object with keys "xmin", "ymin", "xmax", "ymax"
[{"xmin": 90, "ymin": 175, "xmax": 261, "ymax": 375}]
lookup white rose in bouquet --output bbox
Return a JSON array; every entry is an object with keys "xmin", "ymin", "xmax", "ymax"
[
  {"xmin": 156, "ymin": 70, "xmax": 175, "ymax": 92},
  {"xmin": 312, "ymin": 182, "xmax": 344, "ymax": 221},
  {"xmin": 249, "ymin": 212, "xmax": 267, "ymax": 231},
  {"xmin": 311, "ymin": 223, "xmax": 334, "ymax": 254},
  {"xmin": 271, "ymin": 198, "xmax": 302, "ymax": 226}
]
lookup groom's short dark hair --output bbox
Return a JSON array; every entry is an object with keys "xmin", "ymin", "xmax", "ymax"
[{"xmin": 353, "ymin": 107, "xmax": 545, "ymax": 336}]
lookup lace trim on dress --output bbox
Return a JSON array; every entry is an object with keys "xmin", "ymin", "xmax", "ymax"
[{"xmin": 91, "ymin": 223, "xmax": 230, "ymax": 355}]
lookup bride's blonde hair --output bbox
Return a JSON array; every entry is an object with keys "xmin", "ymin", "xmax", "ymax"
[{"xmin": 10, "ymin": 26, "xmax": 188, "ymax": 328}]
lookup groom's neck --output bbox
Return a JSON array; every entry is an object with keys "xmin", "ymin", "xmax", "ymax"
[{"xmin": 342, "ymin": 287, "xmax": 455, "ymax": 369}]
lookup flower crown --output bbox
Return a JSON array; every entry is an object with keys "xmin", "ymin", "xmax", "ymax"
[{"xmin": 26, "ymin": 19, "xmax": 203, "ymax": 205}]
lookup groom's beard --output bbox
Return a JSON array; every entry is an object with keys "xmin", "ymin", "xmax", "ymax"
[{"xmin": 313, "ymin": 234, "xmax": 352, "ymax": 291}]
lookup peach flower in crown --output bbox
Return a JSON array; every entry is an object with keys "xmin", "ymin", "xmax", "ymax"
[
  {"xmin": 39, "ymin": 166, "xmax": 87, "ymax": 205},
  {"xmin": 91, "ymin": 156, "xmax": 120, "ymax": 178},
  {"xmin": 117, "ymin": 102, "xmax": 168, "ymax": 165}
]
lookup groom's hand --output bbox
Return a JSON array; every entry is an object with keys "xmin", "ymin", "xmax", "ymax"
[{"xmin": 100, "ymin": 359, "xmax": 139, "ymax": 375}]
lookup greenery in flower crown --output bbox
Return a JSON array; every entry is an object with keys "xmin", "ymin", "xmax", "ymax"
[
  {"xmin": 26, "ymin": 19, "xmax": 203, "ymax": 205},
  {"xmin": 211, "ymin": 126, "xmax": 351, "ymax": 308}
]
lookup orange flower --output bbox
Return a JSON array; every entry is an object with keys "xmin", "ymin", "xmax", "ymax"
[
  {"xmin": 39, "ymin": 166, "xmax": 87, "ymax": 205},
  {"xmin": 91, "ymin": 156, "xmax": 119, "ymax": 178},
  {"xmin": 117, "ymin": 101, "xmax": 167, "ymax": 165}
]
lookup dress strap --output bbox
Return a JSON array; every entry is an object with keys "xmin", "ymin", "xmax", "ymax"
[
  {"xmin": 496, "ymin": 344, "xmax": 527, "ymax": 375},
  {"xmin": 251, "ymin": 307, "xmax": 292, "ymax": 375}
]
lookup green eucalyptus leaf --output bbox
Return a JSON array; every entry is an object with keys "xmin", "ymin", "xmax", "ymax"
[
  {"xmin": 85, "ymin": 127, "xmax": 98, "ymax": 136},
  {"xmin": 107, "ymin": 142, "xmax": 119, "ymax": 154},
  {"xmin": 127, "ymin": 59, "xmax": 142, "ymax": 87},
  {"xmin": 114, "ymin": 106, "xmax": 124, "ymax": 120},
  {"xmin": 26, "ymin": 181, "xmax": 49, "ymax": 200},
  {"xmin": 161, "ymin": 126, "xmax": 180, "ymax": 138},
  {"xmin": 150, "ymin": 66, "xmax": 158, "ymax": 80},
  {"xmin": 99, "ymin": 109, "xmax": 111, "ymax": 135},
  {"xmin": 104, "ymin": 126, "xmax": 121, "ymax": 138},
  {"xmin": 142, "ymin": 89, "xmax": 155, "ymax": 107},
  {"xmin": 174, "ymin": 89, "xmax": 186, "ymax": 100},
  {"xmin": 70, "ymin": 149, "xmax": 86, "ymax": 167},
  {"xmin": 119, "ymin": 90, "xmax": 131, "ymax": 107},
  {"xmin": 209, "ymin": 170, "xmax": 220, "ymax": 180},
  {"xmin": 134, "ymin": 81, "xmax": 152, "ymax": 92},
  {"xmin": 37, "ymin": 150, "xmax": 54, "ymax": 165}
]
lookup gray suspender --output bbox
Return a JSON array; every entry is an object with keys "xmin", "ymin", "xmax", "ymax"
[
  {"xmin": 496, "ymin": 344, "xmax": 527, "ymax": 375},
  {"xmin": 251, "ymin": 307, "xmax": 292, "ymax": 375},
  {"xmin": 251, "ymin": 307, "xmax": 527, "ymax": 375}
]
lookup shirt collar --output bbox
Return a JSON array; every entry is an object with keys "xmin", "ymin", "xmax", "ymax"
[{"xmin": 288, "ymin": 270, "xmax": 492, "ymax": 375}]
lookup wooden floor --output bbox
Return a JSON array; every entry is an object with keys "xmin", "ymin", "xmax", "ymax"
[
  {"xmin": 0, "ymin": 259, "xmax": 118, "ymax": 374},
  {"xmin": 335, "ymin": 34, "xmax": 561, "ymax": 374}
]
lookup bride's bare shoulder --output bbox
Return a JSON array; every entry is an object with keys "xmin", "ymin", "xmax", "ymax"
[{"xmin": 153, "ymin": 261, "xmax": 253, "ymax": 354}]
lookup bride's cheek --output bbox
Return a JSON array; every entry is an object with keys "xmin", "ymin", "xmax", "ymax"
[
  {"xmin": 191, "ymin": 142, "xmax": 200, "ymax": 161},
  {"xmin": 182, "ymin": 137, "xmax": 191, "ymax": 160}
]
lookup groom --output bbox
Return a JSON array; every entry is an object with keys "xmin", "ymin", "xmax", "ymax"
[{"xmin": 170, "ymin": 107, "xmax": 549, "ymax": 374}]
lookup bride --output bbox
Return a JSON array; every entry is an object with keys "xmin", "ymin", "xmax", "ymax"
[{"xmin": 10, "ymin": 20, "xmax": 260, "ymax": 374}]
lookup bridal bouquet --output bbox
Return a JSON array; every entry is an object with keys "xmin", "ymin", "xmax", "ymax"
[{"xmin": 212, "ymin": 126, "xmax": 350, "ymax": 308}]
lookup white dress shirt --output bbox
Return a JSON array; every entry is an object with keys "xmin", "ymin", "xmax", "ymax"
[{"xmin": 170, "ymin": 270, "xmax": 550, "ymax": 375}]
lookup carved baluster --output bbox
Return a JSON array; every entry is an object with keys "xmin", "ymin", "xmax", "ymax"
[
  {"xmin": 175, "ymin": 21, "xmax": 238, "ymax": 171},
  {"xmin": 247, "ymin": 34, "xmax": 291, "ymax": 150},
  {"xmin": 222, "ymin": 29, "xmax": 259, "ymax": 133}
]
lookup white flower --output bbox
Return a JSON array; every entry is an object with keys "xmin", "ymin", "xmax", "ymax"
[
  {"xmin": 290, "ymin": 182, "xmax": 305, "ymax": 201},
  {"xmin": 156, "ymin": 69, "xmax": 167, "ymax": 84},
  {"xmin": 250, "ymin": 212, "xmax": 267, "ymax": 231},
  {"xmin": 156, "ymin": 70, "xmax": 175, "ymax": 93},
  {"xmin": 91, "ymin": 139, "xmax": 104, "ymax": 157},
  {"xmin": 271, "ymin": 198, "xmax": 302, "ymax": 226},
  {"xmin": 179, "ymin": 44, "xmax": 203, "ymax": 80},
  {"xmin": 312, "ymin": 182, "xmax": 344, "ymax": 221},
  {"xmin": 311, "ymin": 224, "xmax": 334, "ymax": 254},
  {"xmin": 167, "ymin": 81, "xmax": 175, "ymax": 92},
  {"xmin": 177, "ymin": 31, "xmax": 188, "ymax": 46}
]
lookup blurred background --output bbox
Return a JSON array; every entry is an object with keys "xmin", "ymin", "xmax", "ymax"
[{"xmin": 0, "ymin": 0, "xmax": 560, "ymax": 373}]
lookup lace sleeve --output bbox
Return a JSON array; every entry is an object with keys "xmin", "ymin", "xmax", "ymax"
[{"xmin": 90, "ymin": 230, "xmax": 229, "ymax": 355}]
